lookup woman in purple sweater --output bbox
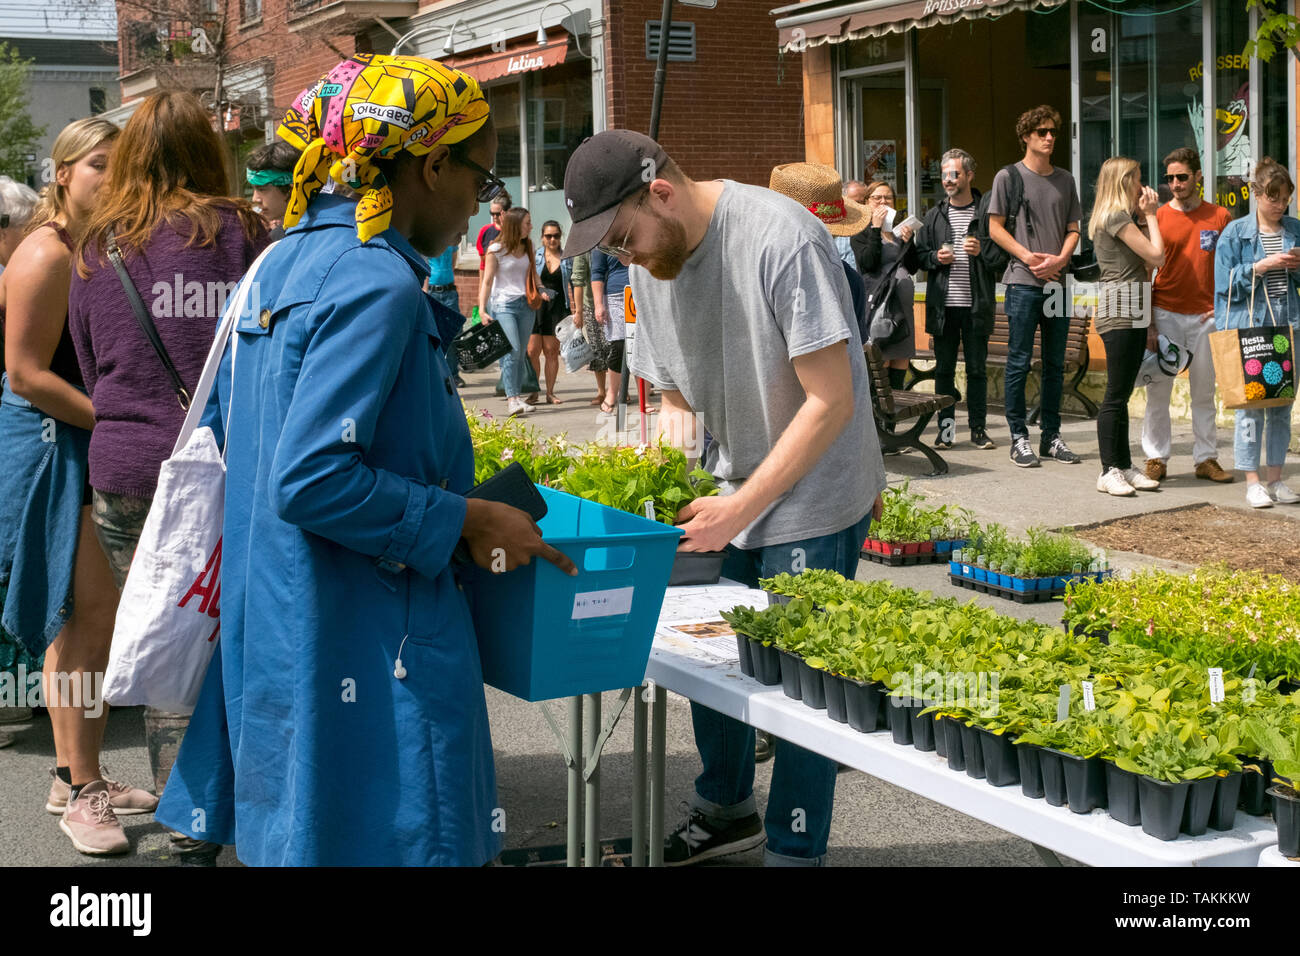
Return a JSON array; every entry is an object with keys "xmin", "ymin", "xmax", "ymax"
[{"xmin": 68, "ymin": 91, "xmax": 268, "ymax": 862}]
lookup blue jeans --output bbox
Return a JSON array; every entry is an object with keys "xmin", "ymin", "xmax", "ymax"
[
  {"xmin": 492, "ymin": 295, "xmax": 536, "ymax": 398},
  {"xmin": 430, "ymin": 288, "xmax": 464, "ymax": 361},
  {"xmin": 690, "ymin": 512, "xmax": 872, "ymax": 861},
  {"xmin": 1003, "ymin": 283, "xmax": 1069, "ymax": 440},
  {"xmin": 1233, "ymin": 406, "xmax": 1292, "ymax": 473}
]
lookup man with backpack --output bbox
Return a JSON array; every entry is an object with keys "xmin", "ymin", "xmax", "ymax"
[
  {"xmin": 915, "ymin": 148, "xmax": 996, "ymax": 450},
  {"xmin": 986, "ymin": 105, "xmax": 1084, "ymax": 468}
]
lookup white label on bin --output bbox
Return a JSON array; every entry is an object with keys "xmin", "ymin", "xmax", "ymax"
[
  {"xmin": 572, "ymin": 587, "xmax": 635, "ymax": 620},
  {"xmin": 1208, "ymin": 667, "xmax": 1225, "ymax": 704}
]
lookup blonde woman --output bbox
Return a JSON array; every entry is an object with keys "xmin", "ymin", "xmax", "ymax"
[
  {"xmin": 0, "ymin": 117, "xmax": 158, "ymax": 856},
  {"xmin": 479, "ymin": 206, "xmax": 538, "ymax": 415},
  {"xmin": 1089, "ymin": 157, "xmax": 1166, "ymax": 496}
]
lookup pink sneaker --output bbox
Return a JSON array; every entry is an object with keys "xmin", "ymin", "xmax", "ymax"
[
  {"xmin": 59, "ymin": 781, "xmax": 129, "ymax": 855},
  {"xmin": 47, "ymin": 767, "xmax": 158, "ymax": 815}
]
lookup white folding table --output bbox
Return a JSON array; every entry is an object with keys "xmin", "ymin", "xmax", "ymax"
[{"xmin": 622, "ymin": 582, "xmax": 1278, "ymax": 867}]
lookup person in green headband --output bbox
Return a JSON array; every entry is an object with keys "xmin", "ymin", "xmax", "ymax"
[{"xmin": 245, "ymin": 140, "xmax": 300, "ymax": 238}]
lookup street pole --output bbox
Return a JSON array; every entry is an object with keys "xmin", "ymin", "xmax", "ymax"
[{"xmin": 617, "ymin": 0, "xmax": 675, "ymax": 441}]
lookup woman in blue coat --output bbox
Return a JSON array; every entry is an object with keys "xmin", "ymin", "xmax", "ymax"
[
  {"xmin": 155, "ymin": 55, "xmax": 575, "ymax": 866},
  {"xmin": 1214, "ymin": 157, "xmax": 1300, "ymax": 509}
]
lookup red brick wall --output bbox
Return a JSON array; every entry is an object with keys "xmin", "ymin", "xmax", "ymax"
[{"xmin": 603, "ymin": 0, "xmax": 805, "ymax": 186}]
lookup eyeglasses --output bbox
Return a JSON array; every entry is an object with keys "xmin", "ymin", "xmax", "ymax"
[
  {"xmin": 451, "ymin": 152, "xmax": 507, "ymax": 204},
  {"xmin": 1033, "ymin": 127, "xmax": 1057, "ymax": 139},
  {"xmin": 597, "ymin": 193, "xmax": 646, "ymax": 259},
  {"xmin": 543, "ymin": 232, "xmax": 561, "ymax": 239},
  {"xmin": 1164, "ymin": 173, "xmax": 1191, "ymax": 184}
]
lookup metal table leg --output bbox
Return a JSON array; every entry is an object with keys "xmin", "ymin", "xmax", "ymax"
[
  {"xmin": 1031, "ymin": 842, "xmax": 1064, "ymax": 866},
  {"xmin": 649, "ymin": 683, "xmax": 667, "ymax": 866},
  {"xmin": 567, "ymin": 696, "xmax": 582, "ymax": 867},
  {"xmin": 583, "ymin": 693, "xmax": 601, "ymax": 867},
  {"xmin": 631, "ymin": 685, "xmax": 648, "ymax": 866}
]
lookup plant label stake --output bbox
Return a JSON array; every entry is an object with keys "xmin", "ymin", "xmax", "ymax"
[
  {"xmin": 1057, "ymin": 684, "xmax": 1071, "ymax": 722},
  {"xmin": 1080, "ymin": 680, "xmax": 1095, "ymax": 712},
  {"xmin": 1208, "ymin": 667, "xmax": 1225, "ymax": 705},
  {"xmin": 644, "ymin": 501, "xmax": 655, "ymax": 521}
]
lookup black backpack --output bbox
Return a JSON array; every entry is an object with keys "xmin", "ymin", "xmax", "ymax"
[{"xmin": 974, "ymin": 164, "xmax": 1025, "ymax": 275}]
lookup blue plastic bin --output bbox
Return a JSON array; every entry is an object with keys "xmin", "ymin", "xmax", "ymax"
[
  {"xmin": 973, "ymin": 567, "xmax": 988, "ymax": 583},
  {"xmin": 462, "ymin": 486, "xmax": 684, "ymax": 701}
]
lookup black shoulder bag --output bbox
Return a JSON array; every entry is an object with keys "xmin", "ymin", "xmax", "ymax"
[{"xmin": 105, "ymin": 228, "xmax": 191, "ymax": 410}]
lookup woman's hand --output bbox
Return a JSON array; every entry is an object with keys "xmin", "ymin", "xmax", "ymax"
[
  {"xmin": 462, "ymin": 499, "xmax": 577, "ymax": 575},
  {"xmin": 1137, "ymin": 186, "xmax": 1160, "ymax": 217},
  {"xmin": 1255, "ymin": 253, "xmax": 1297, "ymax": 276},
  {"xmin": 895, "ymin": 223, "xmax": 914, "ymax": 243},
  {"xmin": 870, "ymin": 204, "xmax": 889, "ymax": 228},
  {"xmin": 480, "ymin": 312, "xmax": 493, "ymax": 324}
]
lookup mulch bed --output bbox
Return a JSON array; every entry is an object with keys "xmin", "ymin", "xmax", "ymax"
[{"xmin": 1076, "ymin": 504, "xmax": 1300, "ymax": 582}]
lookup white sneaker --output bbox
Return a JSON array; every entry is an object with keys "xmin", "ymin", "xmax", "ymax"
[
  {"xmin": 1268, "ymin": 480, "xmax": 1300, "ymax": 504},
  {"xmin": 1247, "ymin": 483, "xmax": 1275, "ymax": 508},
  {"xmin": 1097, "ymin": 467, "xmax": 1136, "ymax": 497},
  {"xmin": 1123, "ymin": 468, "xmax": 1160, "ymax": 491}
]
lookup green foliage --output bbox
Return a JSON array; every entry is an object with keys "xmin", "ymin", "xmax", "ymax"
[
  {"xmin": 1060, "ymin": 564, "xmax": 1300, "ymax": 681},
  {"xmin": 556, "ymin": 442, "xmax": 717, "ymax": 525},
  {"xmin": 0, "ymin": 43, "xmax": 46, "ymax": 182},
  {"xmin": 737, "ymin": 569, "xmax": 1300, "ymax": 782},
  {"xmin": 961, "ymin": 523, "xmax": 1097, "ymax": 577},
  {"xmin": 869, "ymin": 482, "xmax": 972, "ymax": 542},
  {"xmin": 464, "ymin": 405, "xmax": 573, "ymax": 486},
  {"xmin": 1245, "ymin": 0, "xmax": 1300, "ymax": 64}
]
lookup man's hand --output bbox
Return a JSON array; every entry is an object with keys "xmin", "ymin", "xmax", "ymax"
[
  {"xmin": 674, "ymin": 495, "xmax": 747, "ymax": 553},
  {"xmin": 962, "ymin": 235, "xmax": 981, "ymax": 257},
  {"xmin": 936, "ymin": 246, "xmax": 956, "ymax": 265},
  {"xmin": 1146, "ymin": 325, "xmax": 1159, "ymax": 352},
  {"xmin": 593, "ymin": 300, "xmax": 608, "ymax": 325},
  {"xmin": 462, "ymin": 499, "xmax": 578, "ymax": 575},
  {"xmin": 1028, "ymin": 252, "xmax": 1062, "ymax": 280},
  {"xmin": 1200, "ymin": 309, "xmax": 1215, "ymax": 324},
  {"xmin": 871, "ymin": 493, "xmax": 884, "ymax": 523}
]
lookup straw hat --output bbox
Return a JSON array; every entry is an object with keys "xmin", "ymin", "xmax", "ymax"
[{"xmin": 768, "ymin": 162, "xmax": 870, "ymax": 236}]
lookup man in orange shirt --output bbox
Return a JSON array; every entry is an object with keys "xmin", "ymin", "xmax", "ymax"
[{"xmin": 1141, "ymin": 147, "xmax": 1234, "ymax": 483}]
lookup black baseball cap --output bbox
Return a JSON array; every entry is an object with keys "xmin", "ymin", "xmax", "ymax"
[{"xmin": 562, "ymin": 130, "xmax": 669, "ymax": 258}]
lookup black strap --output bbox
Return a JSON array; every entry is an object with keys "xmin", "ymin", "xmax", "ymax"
[{"xmin": 105, "ymin": 228, "xmax": 191, "ymax": 410}]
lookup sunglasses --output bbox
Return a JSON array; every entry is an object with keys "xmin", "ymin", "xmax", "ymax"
[
  {"xmin": 543, "ymin": 232, "xmax": 561, "ymax": 239},
  {"xmin": 1164, "ymin": 173, "xmax": 1191, "ymax": 184},
  {"xmin": 1034, "ymin": 127, "xmax": 1057, "ymax": 139},
  {"xmin": 597, "ymin": 193, "xmax": 646, "ymax": 259},
  {"xmin": 942, "ymin": 171, "xmax": 961, "ymax": 182},
  {"xmin": 451, "ymin": 152, "xmax": 506, "ymax": 204}
]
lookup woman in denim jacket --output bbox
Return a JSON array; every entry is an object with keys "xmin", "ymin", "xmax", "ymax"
[
  {"xmin": 1214, "ymin": 157, "xmax": 1300, "ymax": 508},
  {"xmin": 531, "ymin": 221, "xmax": 572, "ymax": 403}
]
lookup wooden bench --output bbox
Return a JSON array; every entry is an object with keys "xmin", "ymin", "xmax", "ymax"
[
  {"xmin": 865, "ymin": 342, "xmax": 956, "ymax": 476},
  {"xmin": 905, "ymin": 306, "xmax": 1099, "ymax": 423}
]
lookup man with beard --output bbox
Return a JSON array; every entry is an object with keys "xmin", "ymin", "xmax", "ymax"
[
  {"xmin": 1140, "ymin": 146, "xmax": 1233, "ymax": 484},
  {"xmin": 562, "ymin": 131, "xmax": 885, "ymax": 866}
]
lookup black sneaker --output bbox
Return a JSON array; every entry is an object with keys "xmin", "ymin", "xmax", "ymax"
[
  {"xmin": 1010, "ymin": 436, "xmax": 1040, "ymax": 468},
  {"xmin": 1040, "ymin": 435, "xmax": 1082, "ymax": 464},
  {"xmin": 970, "ymin": 428, "xmax": 996, "ymax": 449},
  {"xmin": 663, "ymin": 808, "xmax": 766, "ymax": 866},
  {"xmin": 755, "ymin": 730, "xmax": 774, "ymax": 764}
]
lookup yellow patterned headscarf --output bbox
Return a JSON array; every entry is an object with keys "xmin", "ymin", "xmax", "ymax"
[{"xmin": 279, "ymin": 54, "xmax": 490, "ymax": 243}]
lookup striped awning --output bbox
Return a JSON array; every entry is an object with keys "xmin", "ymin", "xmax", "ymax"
[{"xmin": 774, "ymin": 0, "xmax": 1067, "ymax": 51}]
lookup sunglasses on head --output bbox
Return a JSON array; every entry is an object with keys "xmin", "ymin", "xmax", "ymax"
[
  {"xmin": 1164, "ymin": 173, "xmax": 1191, "ymax": 184},
  {"xmin": 1034, "ymin": 127, "xmax": 1057, "ymax": 139}
]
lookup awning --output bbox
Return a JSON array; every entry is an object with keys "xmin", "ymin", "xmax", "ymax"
[
  {"xmin": 774, "ymin": 0, "xmax": 1067, "ymax": 51},
  {"xmin": 443, "ymin": 33, "xmax": 571, "ymax": 85}
]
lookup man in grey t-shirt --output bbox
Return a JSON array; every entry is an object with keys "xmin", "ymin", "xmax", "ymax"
[
  {"xmin": 563, "ymin": 131, "xmax": 885, "ymax": 867},
  {"xmin": 988, "ymin": 104, "xmax": 1084, "ymax": 468}
]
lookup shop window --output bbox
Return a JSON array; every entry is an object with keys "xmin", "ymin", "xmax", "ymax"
[
  {"xmin": 89, "ymin": 88, "xmax": 106, "ymax": 115},
  {"xmin": 526, "ymin": 58, "xmax": 594, "ymax": 237}
]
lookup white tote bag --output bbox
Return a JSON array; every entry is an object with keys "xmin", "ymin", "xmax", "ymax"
[{"xmin": 103, "ymin": 244, "xmax": 276, "ymax": 714}]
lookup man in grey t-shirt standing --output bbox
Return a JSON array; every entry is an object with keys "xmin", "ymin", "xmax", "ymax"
[
  {"xmin": 563, "ymin": 131, "xmax": 885, "ymax": 867},
  {"xmin": 988, "ymin": 105, "xmax": 1084, "ymax": 467}
]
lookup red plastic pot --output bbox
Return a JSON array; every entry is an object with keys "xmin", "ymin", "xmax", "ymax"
[
  {"xmin": 903, "ymin": 542, "xmax": 920, "ymax": 555},
  {"xmin": 919, "ymin": 541, "xmax": 935, "ymax": 554}
]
